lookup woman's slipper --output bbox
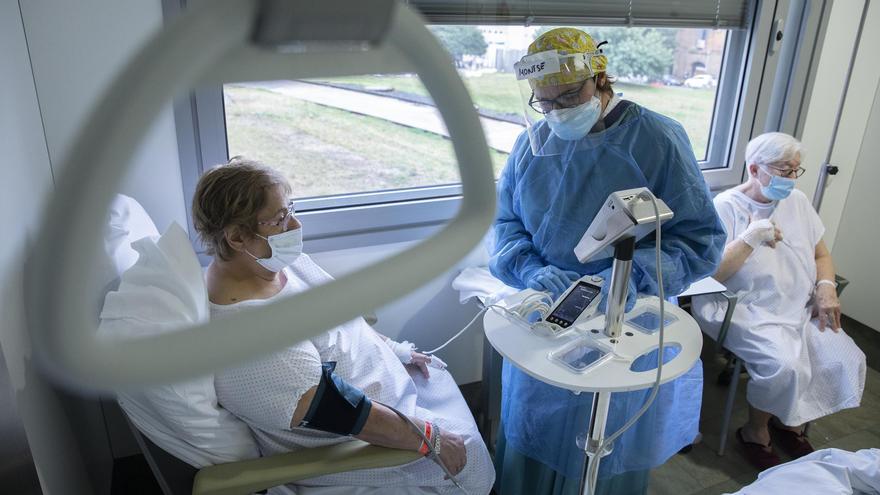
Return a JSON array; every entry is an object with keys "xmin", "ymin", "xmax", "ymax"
[
  {"xmin": 737, "ymin": 427, "xmax": 782, "ymax": 471},
  {"xmin": 770, "ymin": 421, "xmax": 815, "ymax": 459}
]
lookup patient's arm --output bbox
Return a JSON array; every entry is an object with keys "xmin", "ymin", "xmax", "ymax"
[
  {"xmin": 813, "ymin": 240, "xmax": 841, "ymax": 331},
  {"xmin": 713, "ymin": 239, "xmax": 753, "ymax": 283},
  {"xmin": 814, "ymin": 240, "xmax": 836, "ymax": 285},
  {"xmin": 290, "ymin": 386, "xmax": 467, "ymax": 475},
  {"xmin": 291, "ymin": 386, "xmax": 318, "ymax": 427},
  {"xmin": 291, "ymin": 386, "xmax": 423, "ymax": 449},
  {"xmin": 715, "ymin": 218, "xmax": 783, "ymax": 282}
]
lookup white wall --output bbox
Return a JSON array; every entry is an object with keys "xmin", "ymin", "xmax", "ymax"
[
  {"xmin": 830, "ymin": 86, "xmax": 880, "ymax": 330},
  {"xmin": 798, "ymin": 0, "xmax": 880, "ymax": 249},
  {"xmin": 0, "ymin": 1, "xmax": 191, "ymax": 492},
  {"xmin": 0, "ymin": 1, "xmax": 92, "ymax": 493},
  {"xmin": 797, "ymin": 0, "xmax": 880, "ymax": 331},
  {"xmin": 21, "ymin": 0, "xmax": 192, "ymax": 474},
  {"xmin": 19, "ymin": 0, "xmax": 187, "ymax": 234}
]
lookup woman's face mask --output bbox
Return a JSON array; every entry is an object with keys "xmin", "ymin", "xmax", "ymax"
[
  {"xmin": 545, "ymin": 96, "xmax": 602, "ymax": 141},
  {"xmin": 759, "ymin": 165, "xmax": 796, "ymax": 200},
  {"xmin": 247, "ymin": 227, "xmax": 303, "ymax": 272}
]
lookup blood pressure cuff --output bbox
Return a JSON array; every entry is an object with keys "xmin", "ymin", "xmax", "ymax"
[{"xmin": 299, "ymin": 362, "xmax": 372, "ymax": 436}]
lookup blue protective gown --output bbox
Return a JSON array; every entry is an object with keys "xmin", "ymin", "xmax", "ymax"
[{"xmin": 489, "ymin": 102, "xmax": 725, "ymax": 493}]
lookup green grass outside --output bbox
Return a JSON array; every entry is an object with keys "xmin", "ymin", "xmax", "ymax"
[
  {"xmin": 224, "ymin": 85, "xmax": 509, "ymax": 199},
  {"xmin": 313, "ymin": 72, "xmax": 716, "ymax": 159}
]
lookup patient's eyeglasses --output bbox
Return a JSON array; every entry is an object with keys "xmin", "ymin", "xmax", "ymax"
[
  {"xmin": 257, "ymin": 200, "xmax": 296, "ymax": 231},
  {"xmin": 762, "ymin": 163, "xmax": 806, "ymax": 179}
]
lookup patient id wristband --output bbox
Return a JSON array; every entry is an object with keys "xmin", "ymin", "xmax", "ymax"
[
  {"xmin": 432, "ymin": 426, "xmax": 442, "ymax": 458},
  {"xmin": 418, "ymin": 421, "xmax": 433, "ymax": 455},
  {"xmin": 816, "ymin": 279, "xmax": 837, "ymax": 289}
]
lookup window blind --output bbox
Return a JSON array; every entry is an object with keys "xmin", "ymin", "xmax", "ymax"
[{"xmin": 407, "ymin": 0, "xmax": 751, "ymax": 28}]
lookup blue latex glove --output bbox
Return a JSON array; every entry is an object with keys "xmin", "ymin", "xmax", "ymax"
[
  {"xmin": 596, "ymin": 267, "xmax": 638, "ymax": 313},
  {"xmin": 524, "ymin": 265, "xmax": 581, "ymax": 299}
]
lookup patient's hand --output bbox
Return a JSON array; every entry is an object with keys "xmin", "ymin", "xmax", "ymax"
[
  {"xmin": 815, "ymin": 284, "xmax": 841, "ymax": 332},
  {"xmin": 434, "ymin": 428, "xmax": 467, "ymax": 477},
  {"xmin": 740, "ymin": 219, "xmax": 782, "ymax": 249},
  {"xmin": 409, "ymin": 352, "xmax": 435, "ymax": 378}
]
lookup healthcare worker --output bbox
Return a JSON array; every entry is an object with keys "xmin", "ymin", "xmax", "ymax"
[
  {"xmin": 489, "ymin": 28, "xmax": 725, "ymax": 494},
  {"xmin": 694, "ymin": 133, "xmax": 865, "ymax": 470}
]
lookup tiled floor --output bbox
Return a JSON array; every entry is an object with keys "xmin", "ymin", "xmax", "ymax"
[{"xmin": 647, "ymin": 315, "xmax": 880, "ymax": 495}]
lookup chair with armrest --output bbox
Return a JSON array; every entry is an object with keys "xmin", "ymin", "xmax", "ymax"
[
  {"xmin": 192, "ymin": 441, "xmax": 420, "ymax": 495},
  {"xmin": 127, "ymin": 411, "xmax": 419, "ymax": 495}
]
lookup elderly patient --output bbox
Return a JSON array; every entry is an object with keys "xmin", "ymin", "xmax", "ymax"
[
  {"xmin": 192, "ymin": 157, "xmax": 494, "ymax": 493},
  {"xmin": 695, "ymin": 133, "xmax": 865, "ymax": 470}
]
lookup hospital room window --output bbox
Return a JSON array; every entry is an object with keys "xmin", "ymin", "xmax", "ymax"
[{"xmin": 221, "ymin": 25, "xmax": 730, "ymax": 208}]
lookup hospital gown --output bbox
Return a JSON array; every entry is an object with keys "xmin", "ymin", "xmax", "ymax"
[
  {"xmin": 694, "ymin": 189, "xmax": 865, "ymax": 426},
  {"xmin": 489, "ymin": 101, "xmax": 725, "ymax": 493},
  {"xmin": 728, "ymin": 448, "xmax": 880, "ymax": 495},
  {"xmin": 212, "ymin": 254, "xmax": 494, "ymax": 494}
]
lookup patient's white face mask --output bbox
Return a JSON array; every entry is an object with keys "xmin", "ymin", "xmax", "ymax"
[{"xmin": 247, "ymin": 227, "xmax": 303, "ymax": 272}]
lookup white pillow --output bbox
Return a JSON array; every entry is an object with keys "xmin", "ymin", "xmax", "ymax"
[
  {"xmin": 99, "ymin": 222, "xmax": 260, "ymax": 467},
  {"xmin": 95, "ymin": 194, "xmax": 161, "ymax": 297},
  {"xmin": 107, "ymin": 194, "xmax": 161, "ymax": 272}
]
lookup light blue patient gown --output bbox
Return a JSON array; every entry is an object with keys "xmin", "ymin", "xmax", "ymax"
[{"xmin": 489, "ymin": 101, "xmax": 726, "ymax": 495}]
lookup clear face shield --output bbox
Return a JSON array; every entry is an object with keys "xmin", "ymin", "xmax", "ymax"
[{"xmin": 514, "ymin": 49, "xmax": 605, "ymax": 156}]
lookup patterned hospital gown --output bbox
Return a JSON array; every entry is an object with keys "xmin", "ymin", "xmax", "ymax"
[{"xmin": 211, "ymin": 255, "xmax": 494, "ymax": 494}]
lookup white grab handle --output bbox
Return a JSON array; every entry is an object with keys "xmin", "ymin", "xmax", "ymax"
[{"xmin": 26, "ymin": 0, "xmax": 496, "ymax": 392}]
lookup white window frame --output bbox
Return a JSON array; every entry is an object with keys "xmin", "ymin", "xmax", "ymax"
[{"xmin": 167, "ymin": 0, "xmax": 827, "ymax": 250}]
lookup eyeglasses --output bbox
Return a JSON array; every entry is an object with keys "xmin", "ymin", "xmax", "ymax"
[
  {"xmin": 762, "ymin": 163, "xmax": 806, "ymax": 179},
  {"xmin": 256, "ymin": 199, "xmax": 296, "ymax": 230},
  {"xmin": 528, "ymin": 79, "xmax": 590, "ymax": 115}
]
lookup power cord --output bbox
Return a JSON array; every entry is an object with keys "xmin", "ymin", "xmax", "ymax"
[
  {"xmin": 425, "ymin": 291, "xmax": 554, "ymax": 355},
  {"xmin": 509, "ymin": 291, "xmax": 554, "ymax": 321},
  {"xmin": 586, "ymin": 190, "xmax": 667, "ymax": 494},
  {"xmin": 425, "ymin": 307, "xmax": 488, "ymax": 355}
]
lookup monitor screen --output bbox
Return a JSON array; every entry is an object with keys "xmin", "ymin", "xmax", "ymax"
[{"xmin": 546, "ymin": 281, "xmax": 601, "ymax": 328}]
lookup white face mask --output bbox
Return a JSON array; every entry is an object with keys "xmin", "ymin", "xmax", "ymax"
[
  {"xmin": 247, "ymin": 227, "xmax": 303, "ymax": 272},
  {"xmin": 544, "ymin": 96, "xmax": 602, "ymax": 140}
]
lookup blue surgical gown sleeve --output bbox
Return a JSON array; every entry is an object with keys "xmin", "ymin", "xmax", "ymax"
[
  {"xmin": 629, "ymin": 118, "xmax": 726, "ymax": 296},
  {"xmin": 489, "ymin": 133, "xmax": 547, "ymax": 288}
]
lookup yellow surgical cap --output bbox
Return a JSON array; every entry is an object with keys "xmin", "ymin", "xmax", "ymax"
[{"xmin": 527, "ymin": 27, "xmax": 608, "ymax": 88}]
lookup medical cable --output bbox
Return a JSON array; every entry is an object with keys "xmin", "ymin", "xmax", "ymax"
[
  {"xmin": 425, "ymin": 307, "xmax": 489, "ymax": 355},
  {"xmin": 586, "ymin": 191, "xmax": 667, "ymax": 494},
  {"xmin": 425, "ymin": 292, "xmax": 553, "ymax": 355},
  {"xmin": 510, "ymin": 291, "xmax": 554, "ymax": 320},
  {"xmin": 377, "ymin": 400, "xmax": 470, "ymax": 495}
]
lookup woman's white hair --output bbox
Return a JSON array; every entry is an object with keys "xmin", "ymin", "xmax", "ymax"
[{"xmin": 745, "ymin": 132, "xmax": 804, "ymax": 168}]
